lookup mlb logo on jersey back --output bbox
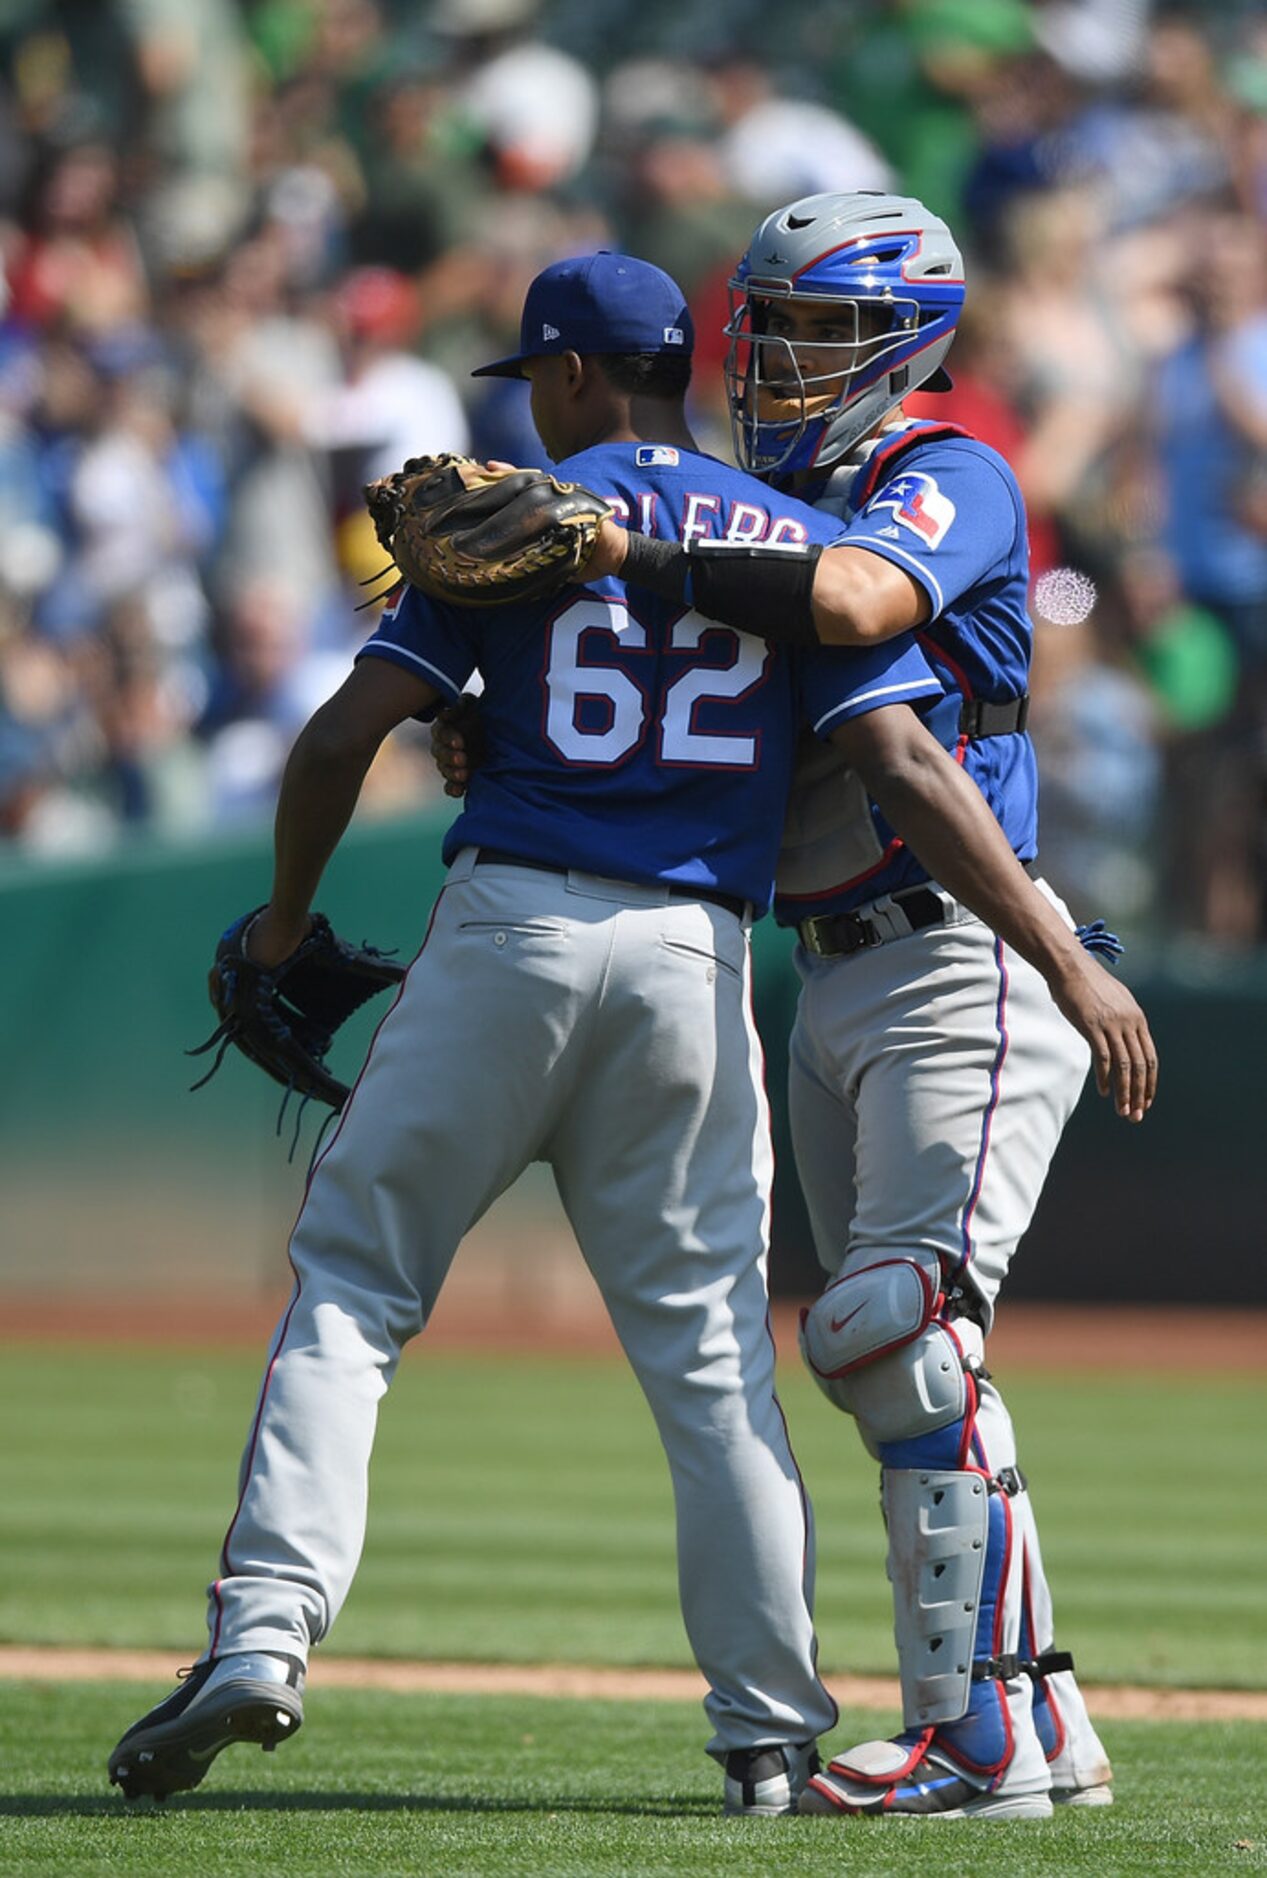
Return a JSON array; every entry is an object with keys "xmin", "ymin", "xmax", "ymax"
[
  {"xmin": 870, "ymin": 471, "xmax": 957, "ymax": 549},
  {"xmin": 635, "ymin": 445, "xmax": 680, "ymax": 467}
]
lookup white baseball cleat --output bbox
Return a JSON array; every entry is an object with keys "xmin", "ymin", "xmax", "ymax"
[
  {"xmin": 723, "ymin": 1740, "xmax": 821, "ymax": 1816},
  {"xmin": 1039, "ymin": 1672, "xmax": 1114, "ymax": 1805},
  {"xmin": 798, "ymin": 1730, "xmax": 1054, "ymax": 1820},
  {"xmin": 108, "ymin": 1651, "xmax": 305, "ymax": 1801},
  {"xmin": 1052, "ymin": 1779, "xmax": 1114, "ymax": 1807}
]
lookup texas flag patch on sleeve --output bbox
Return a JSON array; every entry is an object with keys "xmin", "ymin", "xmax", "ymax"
[{"xmin": 868, "ymin": 471, "xmax": 957, "ymax": 548}]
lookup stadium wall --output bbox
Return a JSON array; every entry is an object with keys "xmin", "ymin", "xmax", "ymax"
[{"xmin": 0, "ymin": 812, "xmax": 1250, "ymax": 1305}]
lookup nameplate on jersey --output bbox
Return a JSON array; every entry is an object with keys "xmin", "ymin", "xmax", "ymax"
[
  {"xmin": 868, "ymin": 471, "xmax": 956, "ymax": 549},
  {"xmin": 635, "ymin": 446, "xmax": 679, "ymax": 467}
]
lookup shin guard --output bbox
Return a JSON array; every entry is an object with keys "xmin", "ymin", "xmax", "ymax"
[{"xmin": 881, "ymin": 1466, "xmax": 990, "ymax": 1728}]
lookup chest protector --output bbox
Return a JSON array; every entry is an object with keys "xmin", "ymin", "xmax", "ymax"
[{"xmin": 774, "ymin": 422, "xmax": 975, "ymax": 904}]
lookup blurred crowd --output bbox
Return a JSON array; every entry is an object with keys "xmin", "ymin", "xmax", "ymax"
[{"xmin": 1, "ymin": 0, "xmax": 1265, "ymax": 945}]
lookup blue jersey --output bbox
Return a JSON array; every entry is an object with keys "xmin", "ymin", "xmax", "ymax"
[
  {"xmin": 359, "ymin": 441, "xmax": 941, "ymax": 913},
  {"xmin": 774, "ymin": 420, "xmax": 1038, "ymax": 922}
]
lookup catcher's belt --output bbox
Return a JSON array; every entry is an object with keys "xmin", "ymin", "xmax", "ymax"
[{"xmin": 797, "ymin": 865, "xmax": 1037, "ymax": 958}]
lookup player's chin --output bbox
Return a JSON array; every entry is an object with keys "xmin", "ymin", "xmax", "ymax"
[
  {"xmin": 755, "ymin": 389, "xmax": 839, "ymax": 421},
  {"xmin": 756, "ymin": 390, "xmax": 804, "ymax": 420}
]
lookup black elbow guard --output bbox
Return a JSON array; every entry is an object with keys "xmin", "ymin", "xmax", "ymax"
[
  {"xmin": 690, "ymin": 540, "xmax": 823, "ymax": 645},
  {"xmin": 619, "ymin": 533, "xmax": 823, "ymax": 646}
]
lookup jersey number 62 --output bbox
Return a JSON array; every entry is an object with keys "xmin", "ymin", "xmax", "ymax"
[{"xmin": 543, "ymin": 596, "xmax": 769, "ymax": 771}]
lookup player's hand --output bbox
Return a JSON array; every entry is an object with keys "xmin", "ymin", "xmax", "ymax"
[
  {"xmin": 1051, "ymin": 960, "xmax": 1158, "ymax": 1123},
  {"xmin": 579, "ymin": 516, "xmax": 629, "ymax": 582},
  {"xmin": 430, "ymin": 694, "xmax": 485, "ymax": 798},
  {"xmin": 243, "ymin": 905, "xmax": 313, "ymax": 970}
]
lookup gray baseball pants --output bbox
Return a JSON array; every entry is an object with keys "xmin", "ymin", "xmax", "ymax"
[
  {"xmin": 788, "ymin": 881, "xmax": 1111, "ymax": 1787},
  {"xmin": 203, "ymin": 849, "xmax": 838, "ymax": 1757}
]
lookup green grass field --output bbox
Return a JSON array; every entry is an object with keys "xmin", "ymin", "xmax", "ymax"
[
  {"xmin": 1, "ymin": 1340, "xmax": 1264, "ymax": 1874},
  {"xmin": 3, "ymin": 1685, "xmax": 1266, "ymax": 1877}
]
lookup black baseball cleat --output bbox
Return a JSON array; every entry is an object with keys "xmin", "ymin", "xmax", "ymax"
[
  {"xmin": 107, "ymin": 1652, "xmax": 305, "ymax": 1800},
  {"xmin": 723, "ymin": 1740, "xmax": 822, "ymax": 1816}
]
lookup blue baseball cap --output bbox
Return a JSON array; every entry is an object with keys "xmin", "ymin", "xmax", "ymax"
[{"xmin": 471, "ymin": 251, "xmax": 695, "ymax": 379}]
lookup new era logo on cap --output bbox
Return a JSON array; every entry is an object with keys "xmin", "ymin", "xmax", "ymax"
[{"xmin": 542, "ymin": 323, "xmax": 560, "ymax": 341}]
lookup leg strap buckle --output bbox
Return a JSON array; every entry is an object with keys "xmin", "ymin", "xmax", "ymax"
[{"xmin": 972, "ymin": 1653, "xmax": 1022, "ymax": 1682}]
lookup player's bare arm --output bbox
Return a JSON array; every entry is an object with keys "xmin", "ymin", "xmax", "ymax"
[
  {"xmin": 251, "ymin": 658, "xmax": 438, "ymax": 967},
  {"xmin": 834, "ymin": 705, "xmax": 1158, "ymax": 1123},
  {"xmin": 434, "ymin": 451, "xmax": 922, "ymax": 648},
  {"xmin": 585, "ymin": 519, "xmax": 924, "ymax": 647},
  {"xmin": 805, "ymin": 543, "xmax": 929, "ymax": 643}
]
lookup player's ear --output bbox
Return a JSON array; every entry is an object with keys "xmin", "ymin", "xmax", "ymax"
[{"xmin": 562, "ymin": 350, "xmax": 587, "ymax": 395}]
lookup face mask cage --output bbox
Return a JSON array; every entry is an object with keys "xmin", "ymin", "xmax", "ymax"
[{"xmin": 724, "ymin": 284, "xmax": 925, "ymax": 477}]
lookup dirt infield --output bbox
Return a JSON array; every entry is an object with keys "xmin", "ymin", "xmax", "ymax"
[
  {"xmin": 2, "ymin": 1289, "xmax": 1263, "ymax": 1370},
  {"xmin": 3, "ymin": 1644, "xmax": 1264, "ymax": 1722},
  {"xmin": 3, "ymin": 1291, "xmax": 1261, "ymax": 1726}
]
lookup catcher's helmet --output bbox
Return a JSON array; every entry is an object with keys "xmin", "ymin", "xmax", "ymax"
[{"xmin": 725, "ymin": 191, "xmax": 965, "ymax": 479}]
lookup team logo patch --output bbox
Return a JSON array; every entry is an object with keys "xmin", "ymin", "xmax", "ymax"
[
  {"xmin": 635, "ymin": 445, "xmax": 679, "ymax": 467},
  {"xmin": 869, "ymin": 471, "xmax": 956, "ymax": 549}
]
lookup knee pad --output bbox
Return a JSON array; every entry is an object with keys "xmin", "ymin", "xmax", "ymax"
[{"xmin": 798, "ymin": 1252, "xmax": 966, "ymax": 1456}]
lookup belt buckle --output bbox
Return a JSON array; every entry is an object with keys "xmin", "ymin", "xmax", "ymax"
[
  {"xmin": 800, "ymin": 916, "xmax": 831, "ymax": 957},
  {"xmin": 801, "ymin": 910, "xmax": 876, "ymax": 957}
]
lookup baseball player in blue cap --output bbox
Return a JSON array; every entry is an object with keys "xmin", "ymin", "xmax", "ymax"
[
  {"xmin": 562, "ymin": 196, "xmax": 1157, "ymax": 1818},
  {"xmin": 107, "ymin": 244, "xmax": 1150, "ymax": 1819}
]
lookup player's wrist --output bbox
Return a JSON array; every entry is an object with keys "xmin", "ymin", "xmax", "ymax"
[
  {"xmin": 1044, "ymin": 934, "xmax": 1102, "ymax": 1000},
  {"xmin": 583, "ymin": 518, "xmax": 629, "ymax": 581},
  {"xmin": 248, "ymin": 905, "xmax": 312, "ymax": 967}
]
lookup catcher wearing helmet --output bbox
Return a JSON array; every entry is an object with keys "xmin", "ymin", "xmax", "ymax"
[{"xmin": 603, "ymin": 193, "xmax": 1150, "ymax": 1818}]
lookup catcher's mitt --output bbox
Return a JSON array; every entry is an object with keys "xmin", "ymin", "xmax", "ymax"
[
  {"xmin": 363, "ymin": 453, "xmax": 611, "ymax": 608},
  {"xmin": 188, "ymin": 906, "xmax": 406, "ymax": 1113}
]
